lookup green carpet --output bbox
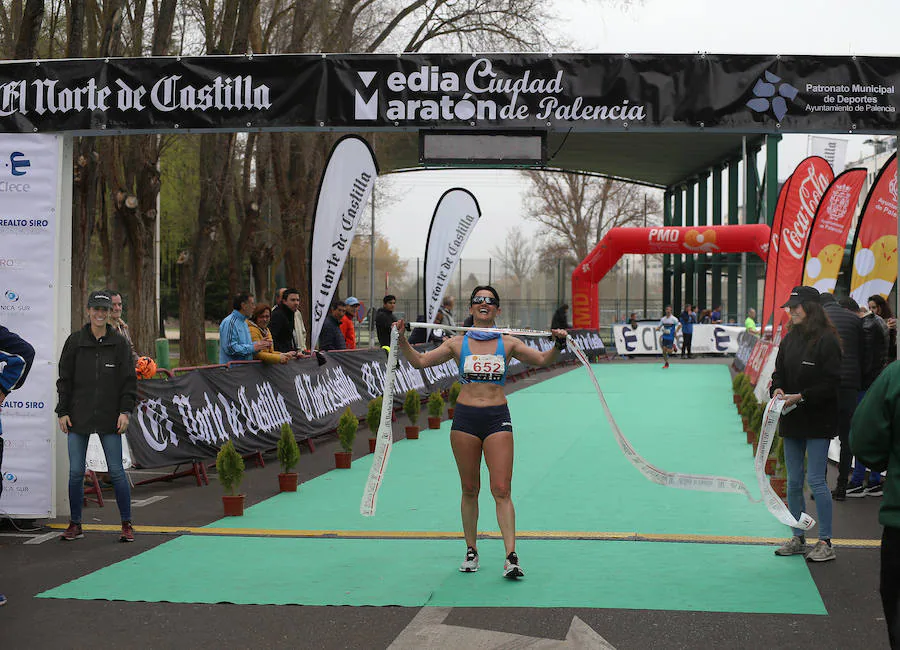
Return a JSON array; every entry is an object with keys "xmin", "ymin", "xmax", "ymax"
[
  {"xmin": 37, "ymin": 536, "xmax": 826, "ymax": 614},
  {"xmin": 208, "ymin": 363, "xmax": 784, "ymax": 538},
  {"xmin": 37, "ymin": 364, "xmax": 828, "ymax": 613}
]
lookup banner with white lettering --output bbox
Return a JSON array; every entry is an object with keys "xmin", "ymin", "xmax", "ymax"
[
  {"xmin": 771, "ymin": 157, "xmax": 834, "ymax": 336},
  {"xmin": 1, "ymin": 55, "xmax": 900, "ymax": 133},
  {"xmin": 126, "ymin": 331, "xmax": 605, "ymax": 467},
  {"xmin": 613, "ymin": 323, "xmax": 742, "ymax": 356},
  {"xmin": 0, "ymin": 134, "xmax": 60, "ymax": 518},
  {"xmin": 424, "ymin": 188, "xmax": 481, "ymax": 325},
  {"xmin": 309, "ymin": 135, "xmax": 378, "ymax": 349}
]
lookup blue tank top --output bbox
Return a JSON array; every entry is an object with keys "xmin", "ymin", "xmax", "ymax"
[{"xmin": 458, "ymin": 333, "xmax": 507, "ymax": 385}]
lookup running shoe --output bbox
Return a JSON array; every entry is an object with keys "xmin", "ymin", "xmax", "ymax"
[
  {"xmin": 865, "ymin": 483, "xmax": 884, "ymax": 497},
  {"xmin": 663, "ymin": 363, "xmax": 669, "ymax": 369},
  {"xmin": 120, "ymin": 521, "xmax": 135, "ymax": 543},
  {"xmin": 459, "ymin": 546, "xmax": 479, "ymax": 572},
  {"xmin": 846, "ymin": 482, "xmax": 866, "ymax": 498},
  {"xmin": 503, "ymin": 551, "xmax": 524, "ymax": 579},
  {"xmin": 60, "ymin": 522, "xmax": 83, "ymax": 541},
  {"xmin": 806, "ymin": 540, "xmax": 836, "ymax": 562},
  {"xmin": 774, "ymin": 536, "xmax": 808, "ymax": 556},
  {"xmin": 0, "ymin": 593, "xmax": 7, "ymax": 606}
]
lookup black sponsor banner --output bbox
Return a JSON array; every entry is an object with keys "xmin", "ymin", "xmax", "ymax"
[
  {"xmin": 733, "ymin": 330, "xmax": 759, "ymax": 372},
  {"xmin": 1, "ymin": 55, "xmax": 899, "ymax": 134},
  {"xmin": 126, "ymin": 330, "xmax": 604, "ymax": 467}
]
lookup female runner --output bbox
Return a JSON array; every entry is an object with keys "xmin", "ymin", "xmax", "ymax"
[{"xmin": 395, "ymin": 285, "xmax": 568, "ymax": 578}]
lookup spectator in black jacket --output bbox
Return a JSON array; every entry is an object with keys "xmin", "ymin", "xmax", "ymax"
[
  {"xmin": 856, "ymin": 298, "xmax": 890, "ymax": 389},
  {"xmin": 375, "ymin": 295, "xmax": 398, "ymax": 347},
  {"xmin": 771, "ymin": 286, "xmax": 841, "ymax": 562},
  {"xmin": 821, "ymin": 293, "xmax": 864, "ymax": 501},
  {"xmin": 56, "ymin": 290, "xmax": 138, "ymax": 544},
  {"xmin": 846, "ymin": 296, "xmax": 890, "ymax": 498},
  {"xmin": 870, "ymin": 294, "xmax": 897, "ymax": 361},
  {"xmin": 318, "ymin": 300, "xmax": 347, "ymax": 351},
  {"xmin": 269, "ymin": 288, "xmax": 301, "ymax": 355}
]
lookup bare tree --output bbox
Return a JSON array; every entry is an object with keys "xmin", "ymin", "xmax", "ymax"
[
  {"xmin": 490, "ymin": 226, "xmax": 535, "ymax": 284},
  {"xmin": 265, "ymin": 1, "xmax": 561, "ymax": 347},
  {"xmin": 524, "ymin": 171, "xmax": 662, "ymax": 265}
]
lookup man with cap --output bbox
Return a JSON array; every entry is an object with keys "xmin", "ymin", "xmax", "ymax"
[
  {"xmin": 820, "ymin": 292, "xmax": 864, "ymax": 501},
  {"xmin": 341, "ymin": 297, "xmax": 359, "ymax": 350}
]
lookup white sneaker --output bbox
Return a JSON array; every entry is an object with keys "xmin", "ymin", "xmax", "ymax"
[
  {"xmin": 503, "ymin": 552, "xmax": 524, "ymax": 579},
  {"xmin": 459, "ymin": 547, "xmax": 479, "ymax": 572}
]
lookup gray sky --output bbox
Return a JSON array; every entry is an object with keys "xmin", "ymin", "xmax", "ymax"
[{"xmin": 376, "ymin": 0, "xmax": 898, "ymax": 259}]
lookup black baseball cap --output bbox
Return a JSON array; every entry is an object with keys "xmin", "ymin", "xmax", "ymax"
[
  {"xmin": 781, "ymin": 286, "xmax": 819, "ymax": 308},
  {"xmin": 87, "ymin": 290, "xmax": 112, "ymax": 309}
]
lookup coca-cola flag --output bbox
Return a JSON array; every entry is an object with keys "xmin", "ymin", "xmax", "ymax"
[
  {"xmin": 771, "ymin": 157, "xmax": 834, "ymax": 335},
  {"xmin": 801, "ymin": 168, "xmax": 867, "ymax": 293},
  {"xmin": 850, "ymin": 153, "xmax": 899, "ymax": 304},
  {"xmin": 423, "ymin": 188, "xmax": 481, "ymax": 326},
  {"xmin": 309, "ymin": 135, "xmax": 378, "ymax": 349},
  {"xmin": 761, "ymin": 178, "xmax": 792, "ymax": 331}
]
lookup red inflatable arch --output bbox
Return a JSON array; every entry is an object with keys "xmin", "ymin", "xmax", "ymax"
[{"xmin": 571, "ymin": 224, "xmax": 771, "ymax": 329}]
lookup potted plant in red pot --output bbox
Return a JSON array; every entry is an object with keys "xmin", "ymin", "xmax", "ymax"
[
  {"xmin": 447, "ymin": 382, "xmax": 461, "ymax": 419},
  {"xmin": 335, "ymin": 407, "xmax": 357, "ymax": 469},
  {"xmin": 366, "ymin": 396, "xmax": 383, "ymax": 453},
  {"xmin": 216, "ymin": 440, "xmax": 245, "ymax": 516},
  {"xmin": 277, "ymin": 423, "xmax": 300, "ymax": 492},
  {"xmin": 427, "ymin": 392, "xmax": 444, "ymax": 429},
  {"xmin": 403, "ymin": 389, "xmax": 420, "ymax": 440}
]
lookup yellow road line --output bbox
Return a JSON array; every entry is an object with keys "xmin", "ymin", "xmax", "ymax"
[{"xmin": 44, "ymin": 523, "xmax": 882, "ymax": 547}]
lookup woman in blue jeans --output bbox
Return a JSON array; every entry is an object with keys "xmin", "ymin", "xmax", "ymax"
[
  {"xmin": 770, "ymin": 285, "xmax": 842, "ymax": 562},
  {"xmin": 56, "ymin": 290, "xmax": 137, "ymax": 542}
]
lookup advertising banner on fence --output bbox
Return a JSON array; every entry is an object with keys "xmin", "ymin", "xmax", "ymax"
[
  {"xmin": 612, "ymin": 323, "xmax": 743, "ymax": 356},
  {"xmin": 0, "ymin": 134, "xmax": 60, "ymax": 518},
  {"xmin": 745, "ymin": 340, "xmax": 776, "ymax": 385},
  {"xmin": 802, "ymin": 168, "xmax": 868, "ymax": 293},
  {"xmin": 423, "ymin": 189, "xmax": 481, "ymax": 325},
  {"xmin": 850, "ymin": 153, "xmax": 899, "ymax": 304},
  {"xmin": 733, "ymin": 330, "xmax": 759, "ymax": 372},
  {"xmin": 309, "ymin": 136, "xmax": 378, "ymax": 349},
  {"xmin": 771, "ymin": 157, "xmax": 834, "ymax": 335},
  {"xmin": 126, "ymin": 331, "xmax": 605, "ymax": 468},
  {"xmin": 2, "ymin": 55, "xmax": 900, "ymax": 134}
]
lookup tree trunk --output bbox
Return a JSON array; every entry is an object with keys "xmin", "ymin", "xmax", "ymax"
[
  {"xmin": 177, "ymin": 133, "xmax": 235, "ymax": 366},
  {"xmin": 13, "ymin": 0, "xmax": 43, "ymax": 59},
  {"xmin": 70, "ymin": 140, "xmax": 98, "ymax": 331}
]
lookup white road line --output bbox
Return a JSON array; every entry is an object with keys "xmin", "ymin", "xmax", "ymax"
[
  {"xmin": 24, "ymin": 531, "xmax": 62, "ymax": 545},
  {"xmin": 131, "ymin": 495, "xmax": 168, "ymax": 508}
]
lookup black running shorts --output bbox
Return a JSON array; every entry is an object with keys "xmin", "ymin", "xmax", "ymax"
[{"xmin": 451, "ymin": 403, "xmax": 513, "ymax": 441}]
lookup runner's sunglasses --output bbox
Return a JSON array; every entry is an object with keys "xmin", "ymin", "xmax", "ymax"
[{"xmin": 471, "ymin": 296, "xmax": 499, "ymax": 306}]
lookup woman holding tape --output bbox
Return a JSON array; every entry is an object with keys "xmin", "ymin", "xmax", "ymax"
[
  {"xmin": 395, "ymin": 286, "xmax": 568, "ymax": 579},
  {"xmin": 770, "ymin": 285, "xmax": 842, "ymax": 562}
]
